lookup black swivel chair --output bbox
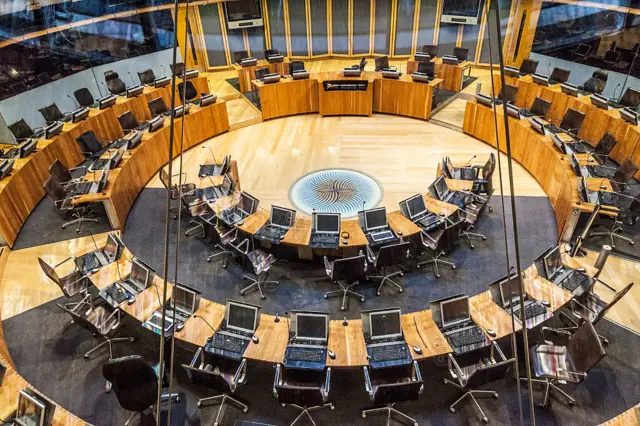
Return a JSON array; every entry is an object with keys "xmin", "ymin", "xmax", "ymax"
[
  {"xmin": 422, "ymin": 44, "xmax": 438, "ymax": 57},
  {"xmin": 38, "ymin": 103, "xmax": 71, "ymax": 124},
  {"xmin": 458, "ymin": 198, "xmax": 491, "ymax": 249},
  {"xmin": 469, "ymin": 154, "xmax": 496, "ymax": 200},
  {"xmin": 444, "ymin": 341, "xmax": 513, "ymax": 423},
  {"xmin": 323, "ymin": 252, "xmax": 367, "ymax": 311},
  {"xmin": 178, "ymin": 80, "xmax": 198, "ymax": 103},
  {"xmin": 43, "ymin": 175, "xmax": 98, "ymax": 232},
  {"xmin": 590, "ymin": 188, "xmax": 639, "ymax": 247},
  {"xmin": 234, "ymin": 50, "xmax": 249, "ymax": 64},
  {"xmin": 74, "ymin": 88, "xmax": 95, "ymax": 107},
  {"xmin": 581, "ymin": 132, "xmax": 618, "ymax": 164},
  {"xmin": 361, "ymin": 361, "xmax": 423, "ymax": 425},
  {"xmin": 264, "ymin": 48, "xmax": 280, "ymax": 58},
  {"xmin": 522, "ymin": 322, "xmax": 605, "ymax": 407},
  {"xmin": 609, "ymin": 159, "xmax": 639, "ymax": 193},
  {"xmin": 581, "ymin": 76, "xmax": 606, "ymax": 95},
  {"xmin": 273, "ymin": 363, "xmax": 333, "ymax": 425},
  {"xmin": 417, "ymin": 218, "xmax": 462, "ymax": 277},
  {"xmin": 417, "ymin": 61, "xmax": 435, "ymax": 77},
  {"xmin": 255, "ymin": 67, "xmax": 269, "ymax": 81},
  {"xmin": 229, "ymin": 238, "xmax": 279, "ymax": 299},
  {"xmin": 49, "ymin": 159, "xmax": 86, "ymax": 189},
  {"xmin": 38, "ymin": 257, "xmax": 90, "ymax": 313},
  {"xmin": 375, "ymin": 56, "xmax": 390, "ymax": 71},
  {"xmin": 117, "ymin": 111, "xmax": 143, "ymax": 133},
  {"xmin": 592, "ymin": 68, "xmax": 609, "ymax": 82},
  {"xmin": 453, "ymin": 47, "xmax": 469, "ymax": 62},
  {"xmin": 158, "ymin": 168, "xmax": 197, "ymax": 219},
  {"xmin": 8, "ymin": 119, "xmax": 42, "ymax": 141},
  {"xmin": 76, "ymin": 130, "xmax": 109, "ymax": 159},
  {"xmin": 366, "ymin": 241, "xmax": 410, "ymax": 296},
  {"xmin": 104, "ymin": 70, "xmax": 126, "ymax": 95},
  {"xmin": 290, "ymin": 61, "xmax": 306, "ymax": 73},
  {"xmin": 550, "ymin": 108, "xmax": 585, "ymax": 137},
  {"xmin": 182, "ymin": 347, "xmax": 248, "ymax": 423},
  {"xmin": 358, "ymin": 57, "xmax": 367, "ymax": 71},
  {"xmin": 103, "ymin": 355, "xmax": 179, "ymax": 425}
]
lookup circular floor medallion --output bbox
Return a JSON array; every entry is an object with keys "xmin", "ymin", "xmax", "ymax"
[{"xmin": 289, "ymin": 168, "xmax": 383, "ymax": 218}]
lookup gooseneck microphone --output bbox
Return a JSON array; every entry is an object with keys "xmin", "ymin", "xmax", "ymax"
[
  {"xmin": 67, "ymin": 94, "xmax": 79, "ymax": 109},
  {"xmin": 202, "ymin": 146, "xmax": 218, "ymax": 164},
  {"xmin": 159, "ymin": 65, "xmax": 167, "ymax": 78},
  {"xmin": 464, "ymin": 155, "xmax": 477, "ymax": 167},
  {"xmin": 128, "ymin": 72, "xmax": 136, "ymax": 86},
  {"xmin": 100, "ymin": 82, "xmax": 108, "ymax": 97},
  {"xmin": 193, "ymin": 314, "xmax": 217, "ymax": 332}
]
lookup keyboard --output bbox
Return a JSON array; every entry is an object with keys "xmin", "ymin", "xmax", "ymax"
[
  {"xmin": 199, "ymin": 164, "xmax": 218, "ymax": 177},
  {"xmin": 104, "ymin": 284, "xmax": 129, "ymax": 305},
  {"xmin": 447, "ymin": 192, "xmax": 468, "ymax": 208},
  {"xmin": 72, "ymin": 181, "xmax": 94, "ymax": 196},
  {"xmin": 310, "ymin": 233, "xmax": 339, "ymax": 248},
  {"xmin": 111, "ymin": 139, "xmax": 128, "ymax": 149},
  {"xmin": 544, "ymin": 124, "xmax": 564, "ymax": 134},
  {"xmin": 256, "ymin": 225, "xmax": 285, "ymax": 242},
  {"xmin": 286, "ymin": 347, "xmax": 326, "ymax": 362},
  {"xmin": 211, "ymin": 332, "xmax": 246, "ymax": 354},
  {"xmin": 587, "ymin": 166, "xmax": 615, "ymax": 179},
  {"xmin": 599, "ymin": 191, "xmax": 619, "ymax": 207},
  {"xmin": 518, "ymin": 303, "xmax": 548, "ymax": 320},
  {"xmin": 369, "ymin": 343, "xmax": 408, "ymax": 362},
  {"xmin": 81, "ymin": 253, "xmax": 101, "ymax": 272},
  {"xmin": 560, "ymin": 270, "xmax": 590, "ymax": 292},
  {"xmin": 416, "ymin": 213, "xmax": 440, "ymax": 231},
  {"xmin": 91, "ymin": 159, "xmax": 109, "ymax": 171},
  {"xmin": 447, "ymin": 326, "xmax": 486, "ymax": 348},
  {"xmin": 371, "ymin": 230, "xmax": 394, "ymax": 242}
]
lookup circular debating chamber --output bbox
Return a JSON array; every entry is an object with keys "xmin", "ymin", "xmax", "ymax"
[{"xmin": 0, "ymin": 1, "xmax": 639, "ymax": 425}]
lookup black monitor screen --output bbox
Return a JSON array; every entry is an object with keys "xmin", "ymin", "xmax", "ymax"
[
  {"xmin": 575, "ymin": 44, "xmax": 590, "ymax": 56},
  {"xmin": 543, "ymin": 246, "xmax": 563, "ymax": 279},
  {"xmin": 406, "ymin": 194, "xmax": 427, "ymax": 219},
  {"xmin": 370, "ymin": 310, "xmax": 402, "ymax": 339},
  {"xmin": 40, "ymin": 104, "xmax": 62, "ymax": 122},
  {"xmin": 550, "ymin": 67, "xmax": 570, "ymax": 83},
  {"xmin": 365, "ymin": 208, "xmax": 387, "ymax": 231},
  {"xmin": 500, "ymin": 84, "xmax": 518, "ymax": 103},
  {"xmin": 530, "ymin": 97, "xmax": 551, "ymax": 116},
  {"xmin": 520, "ymin": 59, "xmax": 538, "ymax": 74},
  {"xmin": 225, "ymin": 0, "xmax": 262, "ymax": 22},
  {"xmin": 620, "ymin": 88, "xmax": 640, "ymax": 109},
  {"xmin": 138, "ymin": 69, "xmax": 155, "ymax": 85},
  {"xmin": 441, "ymin": 296, "xmax": 470, "ymax": 328},
  {"xmin": 148, "ymin": 97, "xmax": 167, "ymax": 116},
  {"xmin": 418, "ymin": 61, "xmax": 435, "ymax": 75},
  {"xmin": 172, "ymin": 286, "xmax": 196, "ymax": 313},
  {"xmin": 171, "ymin": 62, "xmax": 186, "ymax": 76},
  {"xmin": 316, "ymin": 214, "xmax": 340, "ymax": 233},
  {"xmin": 434, "ymin": 176, "xmax": 448, "ymax": 199},
  {"xmin": 104, "ymin": 233, "xmax": 120, "ymax": 259},
  {"xmin": 423, "ymin": 45, "xmax": 438, "ymax": 57},
  {"xmin": 271, "ymin": 206, "xmax": 293, "ymax": 227},
  {"xmin": 499, "ymin": 275, "xmax": 521, "ymax": 308},
  {"xmin": 561, "ymin": 108, "xmax": 585, "ymax": 131},
  {"xmin": 442, "ymin": 0, "xmax": 482, "ymax": 18},
  {"xmin": 598, "ymin": 132, "xmax": 616, "ymax": 153},
  {"xmin": 9, "ymin": 119, "xmax": 32, "ymax": 139},
  {"xmin": 118, "ymin": 111, "xmax": 138, "ymax": 130},
  {"xmin": 130, "ymin": 259, "xmax": 150, "ymax": 288},
  {"xmin": 296, "ymin": 314, "xmax": 327, "ymax": 340},
  {"xmin": 240, "ymin": 193, "xmax": 256, "ymax": 214},
  {"xmin": 227, "ymin": 302, "xmax": 257, "ymax": 332}
]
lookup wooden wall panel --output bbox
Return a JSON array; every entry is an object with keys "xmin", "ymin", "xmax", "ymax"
[
  {"xmin": 310, "ymin": 0, "xmax": 329, "ymax": 55},
  {"xmin": 374, "ymin": 0, "xmax": 393, "ymax": 54},
  {"xmin": 332, "ymin": 0, "xmax": 350, "ymax": 54},
  {"xmin": 353, "ymin": 0, "xmax": 372, "ymax": 54}
]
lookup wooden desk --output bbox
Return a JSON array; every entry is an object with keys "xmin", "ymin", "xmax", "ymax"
[
  {"xmin": 243, "ymin": 314, "xmax": 289, "ymax": 363},
  {"xmin": 316, "ymin": 72, "xmax": 374, "ymax": 117},
  {"xmin": 401, "ymin": 310, "xmax": 452, "ymax": 360},
  {"xmin": 234, "ymin": 60, "xmax": 271, "ymax": 93},
  {"xmin": 372, "ymin": 74, "xmax": 443, "ymax": 120},
  {"xmin": 387, "ymin": 211, "xmax": 421, "ymax": 237},
  {"xmin": 253, "ymin": 77, "xmax": 319, "ymax": 120},
  {"xmin": 175, "ymin": 299, "xmax": 226, "ymax": 347},
  {"xmin": 470, "ymin": 291, "xmax": 522, "ymax": 339},
  {"xmin": 326, "ymin": 319, "xmax": 368, "ymax": 367},
  {"xmin": 524, "ymin": 269, "xmax": 572, "ymax": 312},
  {"xmin": 406, "ymin": 58, "xmax": 472, "ymax": 92},
  {"xmin": 237, "ymin": 209, "xmax": 270, "ymax": 234}
]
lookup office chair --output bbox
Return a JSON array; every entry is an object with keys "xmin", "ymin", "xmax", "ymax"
[
  {"xmin": 521, "ymin": 322, "xmax": 605, "ymax": 407},
  {"xmin": 581, "ymin": 132, "xmax": 617, "ymax": 164},
  {"xmin": 185, "ymin": 199, "xmax": 215, "ymax": 238},
  {"xmin": 178, "ymin": 80, "xmax": 198, "ymax": 103},
  {"xmin": 581, "ymin": 76, "xmax": 606, "ymax": 95},
  {"xmin": 362, "ymin": 361, "xmax": 423, "ymax": 425},
  {"xmin": 323, "ymin": 252, "xmax": 367, "ymax": 311},
  {"xmin": 375, "ymin": 56, "xmax": 390, "ymax": 71},
  {"xmin": 74, "ymin": 88, "xmax": 95, "ymax": 107},
  {"xmin": 38, "ymin": 103, "xmax": 71, "ymax": 124},
  {"xmin": 273, "ymin": 363, "xmax": 333, "ymax": 426},
  {"xmin": 158, "ymin": 168, "xmax": 197, "ymax": 219},
  {"xmin": 610, "ymin": 159, "xmax": 639, "ymax": 193},
  {"xmin": 43, "ymin": 175, "xmax": 98, "ymax": 232},
  {"xmin": 182, "ymin": 347, "xmax": 248, "ymax": 424},
  {"xmin": 264, "ymin": 48, "xmax": 280, "ymax": 57},
  {"xmin": 417, "ymin": 61, "xmax": 435, "ymax": 76},
  {"xmin": 458, "ymin": 201, "xmax": 489, "ymax": 249},
  {"xmin": 234, "ymin": 50, "xmax": 249, "ymax": 64},
  {"xmin": 76, "ymin": 130, "xmax": 108, "ymax": 159},
  {"xmin": 444, "ymin": 342, "xmax": 513, "ymax": 423},
  {"xmin": 469, "ymin": 154, "xmax": 496, "ymax": 203},
  {"xmin": 38, "ymin": 257, "xmax": 90, "ymax": 313},
  {"xmin": 104, "ymin": 70, "xmax": 126, "ymax": 95},
  {"xmin": 49, "ymin": 159, "xmax": 86, "ymax": 189},
  {"xmin": 229, "ymin": 238, "xmax": 278, "ymax": 299},
  {"xmin": 59, "ymin": 298, "xmax": 133, "ymax": 360},
  {"xmin": 103, "ymin": 355, "xmax": 179, "ymax": 426},
  {"xmin": 117, "ymin": 111, "xmax": 143, "ymax": 133},
  {"xmin": 8, "ymin": 118, "xmax": 42, "ymax": 141},
  {"xmin": 417, "ymin": 219, "xmax": 461, "ymax": 277},
  {"xmin": 548, "ymin": 108, "xmax": 585, "ymax": 136},
  {"xmin": 592, "ymin": 68, "xmax": 609, "ymax": 82},
  {"xmin": 137, "ymin": 68, "xmax": 156, "ymax": 85},
  {"xmin": 559, "ymin": 282, "xmax": 634, "ymax": 344},
  {"xmin": 205, "ymin": 220, "xmax": 237, "ymax": 267},
  {"xmin": 291, "ymin": 61, "xmax": 306, "ymax": 73},
  {"xmin": 589, "ymin": 192, "xmax": 639, "ymax": 247},
  {"xmin": 422, "ymin": 44, "xmax": 438, "ymax": 57},
  {"xmin": 453, "ymin": 47, "xmax": 469, "ymax": 62},
  {"xmin": 358, "ymin": 57, "xmax": 367, "ymax": 71},
  {"xmin": 366, "ymin": 241, "xmax": 410, "ymax": 296}
]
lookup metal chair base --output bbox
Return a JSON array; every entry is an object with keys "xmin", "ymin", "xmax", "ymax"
[
  {"xmin": 519, "ymin": 377, "xmax": 575, "ymax": 407},
  {"xmin": 207, "ymin": 245, "xmax": 232, "ymax": 268},
  {"xmin": 62, "ymin": 207, "xmax": 98, "ymax": 233},
  {"xmin": 362, "ymin": 403, "xmax": 418, "ymax": 426},
  {"xmin": 84, "ymin": 336, "xmax": 134, "ymax": 359},
  {"xmin": 241, "ymin": 275, "xmax": 279, "ymax": 300},
  {"xmin": 460, "ymin": 230, "xmax": 487, "ymax": 249},
  {"xmin": 283, "ymin": 403, "xmax": 334, "ymax": 426},
  {"xmin": 417, "ymin": 251, "xmax": 456, "ymax": 278},
  {"xmin": 124, "ymin": 393, "xmax": 180, "ymax": 426},
  {"xmin": 367, "ymin": 268, "xmax": 404, "ymax": 296},
  {"xmin": 324, "ymin": 280, "xmax": 365, "ymax": 311},
  {"xmin": 444, "ymin": 378, "xmax": 498, "ymax": 423},
  {"xmin": 197, "ymin": 394, "xmax": 248, "ymax": 426},
  {"xmin": 590, "ymin": 226, "xmax": 635, "ymax": 248},
  {"xmin": 185, "ymin": 220, "xmax": 205, "ymax": 238}
]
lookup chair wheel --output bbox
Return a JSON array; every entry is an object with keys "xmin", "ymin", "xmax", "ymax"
[
  {"xmin": 436, "ymin": 274, "xmax": 440, "ymax": 278},
  {"xmin": 416, "ymin": 265, "xmax": 421, "ymax": 269},
  {"xmin": 470, "ymin": 245, "xmax": 475, "ymax": 249},
  {"xmin": 185, "ymin": 232, "xmax": 188, "ymax": 236},
  {"xmin": 197, "ymin": 401, "xmax": 202, "ymax": 408},
  {"xmin": 494, "ymin": 392, "xmax": 499, "ymax": 398},
  {"xmin": 449, "ymin": 407, "xmax": 455, "ymax": 413},
  {"xmin": 207, "ymin": 259, "xmax": 211, "ymax": 263},
  {"xmin": 175, "ymin": 396, "xmax": 180, "ymax": 403},
  {"xmin": 261, "ymin": 295, "xmax": 266, "ymax": 300},
  {"xmin": 568, "ymin": 401, "xmax": 575, "ymax": 406},
  {"xmin": 452, "ymin": 265, "xmax": 457, "ymax": 270},
  {"xmin": 398, "ymin": 288, "xmax": 403, "ymax": 293},
  {"xmin": 84, "ymin": 354, "xmax": 89, "ymax": 359},
  {"xmin": 62, "ymin": 225, "xmax": 66, "ymax": 229},
  {"xmin": 376, "ymin": 292, "xmax": 381, "ymax": 296},
  {"xmin": 482, "ymin": 417, "xmax": 488, "ymax": 423},
  {"xmin": 341, "ymin": 306, "xmax": 346, "ymax": 311},
  {"xmin": 241, "ymin": 292, "xmax": 245, "ymax": 296},
  {"xmin": 360, "ymin": 297, "xmax": 365, "ymax": 302},
  {"xmin": 400, "ymin": 272, "xmax": 404, "ymax": 277},
  {"xmin": 631, "ymin": 241, "xmax": 635, "ymax": 245},
  {"xmin": 243, "ymin": 407, "xmax": 249, "ymax": 413},
  {"xmin": 282, "ymin": 403, "xmax": 286, "ymax": 407},
  {"xmin": 324, "ymin": 294, "xmax": 328, "ymax": 299},
  {"xmin": 362, "ymin": 412, "xmax": 367, "ymax": 418},
  {"xmin": 129, "ymin": 337, "xmax": 135, "ymax": 342},
  {"xmin": 482, "ymin": 236, "xmax": 487, "ymax": 240}
]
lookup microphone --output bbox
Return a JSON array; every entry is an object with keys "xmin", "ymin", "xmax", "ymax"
[
  {"xmin": 547, "ymin": 64, "xmax": 552, "ymax": 76},
  {"xmin": 67, "ymin": 94, "xmax": 79, "ymax": 109},
  {"xmin": 362, "ymin": 200, "xmax": 366, "ymax": 212},
  {"xmin": 342, "ymin": 316, "xmax": 348, "ymax": 326},
  {"xmin": 613, "ymin": 83, "xmax": 622, "ymax": 100},
  {"xmin": 202, "ymin": 146, "xmax": 218, "ymax": 164},
  {"xmin": 159, "ymin": 65, "xmax": 167, "ymax": 78},
  {"xmin": 464, "ymin": 155, "xmax": 477, "ymax": 167},
  {"xmin": 100, "ymin": 82, "xmax": 108, "ymax": 97},
  {"xmin": 151, "ymin": 282, "xmax": 164, "ymax": 308},
  {"xmin": 127, "ymin": 72, "xmax": 136, "ymax": 86},
  {"xmin": 193, "ymin": 314, "xmax": 217, "ymax": 332},
  {"xmin": 115, "ymin": 260, "xmax": 123, "ymax": 282},
  {"xmin": 88, "ymin": 230, "xmax": 99, "ymax": 252}
]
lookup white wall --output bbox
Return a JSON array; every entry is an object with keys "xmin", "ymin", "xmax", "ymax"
[{"xmin": 0, "ymin": 48, "xmax": 181, "ymax": 135}]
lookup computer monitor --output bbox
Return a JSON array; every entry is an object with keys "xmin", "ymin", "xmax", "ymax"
[
  {"xmin": 226, "ymin": 300, "xmax": 259, "ymax": 333},
  {"xmin": 239, "ymin": 192, "xmax": 258, "ymax": 215},
  {"xmin": 364, "ymin": 207, "xmax": 387, "ymax": 232},
  {"xmin": 569, "ymin": 153, "xmax": 582, "ymax": 176},
  {"xmin": 9, "ymin": 119, "xmax": 33, "ymax": 140},
  {"xmin": 445, "ymin": 157, "xmax": 456, "ymax": 178},
  {"xmin": 270, "ymin": 206, "xmax": 295, "ymax": 228},
  {"xmin": 138, "ymin": 69, "xmax": 155, "ymax": 85},
  {"xmin": 498, "ymin": 274, "xmax": 522, "ymax": 308},
  {"xmin": 529, "ymin": 97, "xmax": 551, "ymax": 117},
  {"xmin": 130, "ymin": 258, "xmax": 151, "ymax": 290},
  {"xmin": 294, "ymin": 312, "xmax": 329, "ymax": 342},
  {"xmin": 543, "ymin": 246, "xmax": 563, "ymax": 280},
  {"xmin": 171, "ymin": 62, "xmax": 186, "ymax": 76},
  {"xmin": 619, "ymin": 87, "xmax": 640, "ymax": 109},
  {"xmin": 172, "ymin": 284, "xmax": 198, "ymax": 315},
  {"xmin": 148, "ymin": 97, "xmax": 167, "ymax": 116},
  {"xmin": 580, "ymin": 176, "xmax": 590, "ymax": 203},
  {"xmin": 314, "ymin": 213, "xmax": 340, "ymax": 234},
  {"xmin": 369, "ymin": 309, "xmax": 402, "ymax": 340},
  {"xmin": 520, "ymin": 58, "xmax": 538, "ymax": 75},
  {"xmin": 440, "ymin": 295, "xmax": 470, "ymax": 328},
  {"xmin": 598, "ymin": 132, "xmax": 617, "ymax": 154},
  {"xmin": 15, "ymin": 390, "xmax": 47, "ymax": 426},
  {"xmin": 103, "ymin": 233, "xmax": 122, "ymax": 261},
  {"xmin": 433, "ymin": 175, "xmax": 448, "ymax": 199},
  {"xmin": 405, "ymin": 194, "xmax": 427, "ymax": 219},
  {"xmin": 219, "ymin": 173, "xmax": 233, "ymax": 195},
  {"xmin": 549, "ymin": 67, "xmax": 571, "ymax": 84},
  {"xmin": 453, "ymin": 47, "xmax": 468, "ymax": 62},
  {"xmin": 571, "ymin": 204, "xmax": 600, "ymax": 257}
]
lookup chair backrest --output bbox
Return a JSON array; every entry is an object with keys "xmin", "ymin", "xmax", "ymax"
[
  {"xmin": 374, "ymin": 380, "xmax": 423, "ymax": 405},
  {"xmin": 103, "ymin": 355, "xmax": 159, "ymax": 412},
  {"xmin": 264, "ymin": 48, "xmax": 279, "ymax": 57},
  {"xmin": 137, "ymin": 68, "xmax": 156, "ymax": 85},
  {"xmin": 43, "ymin": 175, "xmax": 67, "ymax": 203},
  {"xmin": 567, "ymin": 322, "xmax": 605, "ymax": 376},
  {"xmin": 520, "ymin": 58, "xmax": 539, "ymax": 74},
  {"xmin": 38, "ymin": 257, "xmax": 60, "ymax": 286},
  {"xmin": 76, "ymin": 131, "xmax": 103, "ymax": 155},
  {"xmin": 483, "ymin": 153, "xmax": 496, "ymax": 181},
  {"xmin": 560, "ymin": 108, "xmax": 585, "ymax": 132},
  {"xmin": 594, "ymin": 132, "xmax": 617, "ymax": 157},
  {"xmin": 612, "ymin": 159, "xmax": 639, "ymax": 192},
  {"xmin": 604, "ymin": 49, "xmax": 620, "ymax": 63},
  {"xmin": 291, "ymin": 61, "xmax": 305, "ymax": 73},
  {"xmin": 465, "ymin": 358, "xmax": 514, "ymax": 388},
  {"xmin": 276, "ymin": 382, "xmax": 324, "ymax": 406},
  {"xmin": 189, "ymin": 200, "xmax": 209, "ymax": 217},
  {"xmin": 592, "ymin": 68, "xmax": 609, "ymax": 82},
  {"xmin": 583, "ymin": 77, "xmax": 606, "ymax": 95},
  {"xmin": 117, "ymin": 111, "xmax": 138, "ymax": 132},
  {"xmin": 8, "ymin": 119, "xmax": 34, "ymax": 140},
  {"xmin": 453, "ymin": 47, "xmax": 469, "ymax": 61},
  {"xmin": 375, "ymin": 56, "xmax": 390, "ymax": 71},
  {"xmin": 376, "ymin": 241, "xmax": 410, "ymax": 269},
  {"xmin": 104, "ymin": 71, "xmax": 126, "ymax": 95},
  {"xmin": 255, "ymin": 67, "xmax": 269, "ymax": 80},
  {"xmin": 498, "ymin": 84, "xmax": 519, "ymax": 103},
  {"xmin": 182, "ymin": 363, "xmax": 233, "ymax": 393},
  {"xmin": 418, "ymin": 61, "xmax": 435, "ymax": 76},
  {"xmin": 178, "ymin": 81, "xmax": 197, "ymax": 101},
  {"xmin": 358, "ymin": 57, "xmax": 367, "ymax": 71},
  {"xmin": 422, "ymin": 44, "xmax": 438, "ymax": 57},
  {"xmin": 49, "ymin": 159, "xmax": 72, "ymax": 183},
  {"xmin": 595, "ymin": 283, "xmax": 634, "ymax": 324},
  {"xmin": 332, "ymin": 253, "xmax": 367, "ymax": 282},
  {"xmin": 234, "ymin": 50, "xmax": 249, "ymax": 64},
  {"xmin": 442, "ymin": 217, "xmax": 464, "ymax": 253},
  {"xmin": 38, "ymin": 103, "xmax": 64, "ymax": 123},
  {"xmin": 74, "ymin": 88, "xmax": 95, "ymax": 107},
  {"xmin": 158, "ymin": 168, "xmax": 172, "ymax": 190}
]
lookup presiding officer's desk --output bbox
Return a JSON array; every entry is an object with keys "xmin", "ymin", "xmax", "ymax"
[
  {"xmin": 252, "ymin": 71, "xmax": 443, "ymax": 121},
  {"xmin": 406, "ymin": 57, "xmax": 472, "ymax": 92},
  {"xmin": 234, "ymin": 58, "xmax": 291, "ymax": 93}
]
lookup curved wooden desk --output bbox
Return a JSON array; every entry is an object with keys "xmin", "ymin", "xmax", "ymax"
[
  {"xmin": 406, "ymin": 57, "xmax": 472, "ymax": 92},
  {"xmin": 234, "ymin": 59, "xmax": 291, "ymax": 93}
]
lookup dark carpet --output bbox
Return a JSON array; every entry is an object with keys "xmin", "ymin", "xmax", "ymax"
[
  {"xmin": 432, "ymin": 88, "xmax": 458, "ymax": 110},
  {"xmin": 462, "ymin": 76, "xmax": 479, "ymax": 91}
]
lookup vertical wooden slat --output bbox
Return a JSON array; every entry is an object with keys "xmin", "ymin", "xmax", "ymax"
[
  {"xmin": 284, "ymin": 0, "xmax": 293, "ymax": 57},
  {"xmin": 434, "ymin": 0, "xmax": 443, "ymax": 45},
  {"xmin": 262, "ymin": 0, "xmax": 272, "ymax": 50},
  {"xmin": 369, "ymin": 0, "xmax": 376, "ymax": 55},
  {"xmin": 306, "ymin": 0, "xmax": 313, "ymax": 57},
  {"xmin": 410, "ymin": 0, "xmax": 421, "ymax": 56},
  {"xmin": 217, "ymin": 2, "xmax": 232, "ymax": 66},
  {"xmin": 390, "ymin": 0, "xmax": 398, "ymax": 56}
]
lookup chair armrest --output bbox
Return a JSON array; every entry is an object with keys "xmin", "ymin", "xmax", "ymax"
[
  {"xmin": 412, "ymin": 360, "xmax": 423, "ymax": 387},
  {"xmin": 324, "ymin": 256, "xmax": 332, "ymax": 278},
  {"xmin": 541, "ymin": 326, "xmax": 573, "ymax": 344},
  {"xmin": 420, "ymin": 231, "xmax": 436, "ymax": 245},
  {"xmin": 273, "ymin": 363, "xmax": 282, "ymax": 399},
  {"xmin": 447, "ymin": 353, "xmax": 465, "ymax": 382},
  {"xmin": 492, "ymin": 341, "xmax": 508, "ymax": 362},
  {"xmin": 556, "ymin": 368, "xmax": 587, "ymax": 382},
  {"xmin": 99, "ymin": 308, "xmax": 121, "ymax": 330},
  {"xmin": 54, "ymin": 257, "xmax": 74, "ymax": 268},
  {"xmin": 459, "ymin": 207, "xmax": 478, "ymax": 220},
  {"xmin": 220, "ymin": 227, "xmax": 237, "ymax": 240},
  {"xmin": 363, "ymin": 366, "xmax": 373, "ymax": 400},
  {"xmin": 593, "ymin": 277, "xmax": 617, "ymax": 293},
  {"xmin": 232, "ymin": 358, "xmax": 247, "ymax": 389},
  {"xmin": 323, "ymin": 367, "xmax": 332, "ymax": 400},
  {"xmin": 235, "ymin": 238, "xmax": 250, "ymax": 254},
  {"xmin": 190, "ymin": 347, "xmax": 203, "ymax": 368},
  {"xmin": 366, "ymin": 245, "xmax": 376, "ymax": 264},
  {"xmin": 572, "ymin": 298, "xmax": 597, "ymax": 315}
]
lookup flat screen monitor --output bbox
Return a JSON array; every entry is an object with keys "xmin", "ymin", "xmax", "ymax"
[
  {"xmin": 15, "ymin": 390, "xmax": 47, "ymax": 426},
  {"xmin": 406, "ymin": 194, "xmax": 427, "ymax": 219},
  {"xmin": 550, "ymin": 67, "xmax": 571, "ymax": 84},
  {"xmin": 295, "ymin": 312, "xmax": 328, "ymax": 341},
  {"xmin": 440, "ymin": 295, "xmax": 470, "ymax": 328},
  {"xmin": 171, "ymin": 62, "xmax": 186, "ymax": 76},
  {"xmin": 619, "ymin": 87, "xmax": 640, "ymax": 109},
  {"xmin": 499, "ymin": 274, "xmax": 522, "ymax": 308},
  {"xmin": 369, "ymin": 309, "xmax": 402, "ymax": 340},
  {"xmin": 148, "ymin": 97, "xmax": 167, "ymax": 116},
  {"xmin": 271, "ymin": 206, "xmax": 294, "ymax": 228},
  {"xmin": 569, "ymin": 153, "xmax": 581, "ymax": 176},
  {"xmin": 220, "ymin": 173, "xmax": 233, "ymax": 194},
  {"xmin": 543, "ymin": 246, "xmax": 563, "ymax": 280},
  {"xmin": 226, "ymin": 300, "xmax": 258, "ymax": 333},
  {"xmin": 9, "ymin": 119, "xmax": 33, "ymax": 140},
  {"xmin": 172, "ymin": 284, "xmax": 197, "ymax": 315},
  {"xmin": 530, "ymin": 97, "xmax": 551, "ymax": 117},
  {"xmin": 418, "ymin": 61, "xmax": 435, "ymax": 76},
  {"xmin": 520, "ymin": 59, "xmax": 538, "ymax": 74},
  {"xmin": 103, "ymin": 233, "xmax": 121, "ymax": 260},
  {"xmin": 118, "ymin": 111, "xmax": 138, "ymax": 131},
  {"xmin": 138, "ymin": 69, "xmax": 155, "ymax": 85},
  {"xmin": 434, "ymin": 175, "xmax": 448, "ymax": 199},
  {"xmin": 560, "ymin": 108, "xmax": 585, "ymax": 132},
  {"xmin": 598, "ymin": 132, "xmax": 617, "ymax": 154},
  {"xmin": 499, "ymin": 84, "xmax": 518, "ymax": 104},
  {"xmin": 364, "ymin": 207, "xmax": 387, "ymax": 231},
  {"xmin": 315, "ymin": 213, "xmax": 340, "ymax": 233},
  {"xmin": 239, "ymin": 192, "xmax": 257, "ymax": 215},
  {"xmin": 130, "ymin": 258, "xmax": 150, "ymax": 290},
  {"xmin": 441, "ymin": 0, "xmax": 482, "ymax": 24},
  {"xmin": 445, "ymin": 157, "xmax": 456, "ymax": 177}
]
